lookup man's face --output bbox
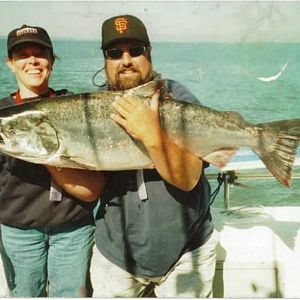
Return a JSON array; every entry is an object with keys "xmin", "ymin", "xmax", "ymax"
[{"xmin": 104, "ymin": 39, "xmax": 152, "ymax": 90}]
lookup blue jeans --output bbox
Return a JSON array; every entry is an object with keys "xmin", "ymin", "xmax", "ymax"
[{"xmin": 0, "ymin": 223, "xmax": 95, "ymax": 297}]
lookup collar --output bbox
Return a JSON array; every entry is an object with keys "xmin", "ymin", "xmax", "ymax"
[{"xmin": 13, "ymin": 88, "xmax": 56, "ymax": 105}]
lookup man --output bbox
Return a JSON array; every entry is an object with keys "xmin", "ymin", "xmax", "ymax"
[{"xmin": 90, "ymin": 15, "xmax": 219, "ymax": 297}]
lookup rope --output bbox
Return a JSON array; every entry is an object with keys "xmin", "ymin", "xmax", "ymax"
[
  {"xmin": 92, "ymin": 67, "xmax": 107, "ymax": 88},
  {"xmin": 210, "ymin": 173, "xmax": 224, "ymax": 206}
]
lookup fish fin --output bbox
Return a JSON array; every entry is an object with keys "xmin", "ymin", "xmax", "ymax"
[
  {"xmin": 125, "ymin": 80, "xmax": 159, "ymax": 98},
  {"xmin": 203, "ymin": 148, "xmax": 238, "ymax": 168},
  {"xmin": 224, "ymin": 111, "xmax": 246, "ymax": 124},
  {"xmin": 256, "ymin": 120, "xmax": 300, "ymax": 187},
  {"xmin": 258, "ymin": 119, "xmax": 300, "ymax": 136}
]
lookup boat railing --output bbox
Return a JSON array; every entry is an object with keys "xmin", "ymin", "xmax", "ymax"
[{"xmin": 206, "ymin": 157, "xmax": 300, "ymax": 211}]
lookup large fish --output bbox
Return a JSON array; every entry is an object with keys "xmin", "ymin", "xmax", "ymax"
[{"xmin": 0, "ymin": 80, "xmax": 299, "ymax": 187}]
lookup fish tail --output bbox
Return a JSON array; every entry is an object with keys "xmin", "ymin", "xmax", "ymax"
[
  {"xmin": 255, "ymin": 120, "xmax": 300, "ymax": 187},
  {"xmin": 260, "ymin": 119, "xmax": 300, "ymax": 136}
]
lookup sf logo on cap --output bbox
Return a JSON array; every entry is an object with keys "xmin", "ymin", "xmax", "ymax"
[{"xmin": 115, "ymin": 18, "xmax": 128, "ymax": 34}]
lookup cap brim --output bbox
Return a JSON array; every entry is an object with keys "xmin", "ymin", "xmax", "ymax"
[
  {"xmin": 9, "ymin": 39, "xmax": 52, "ymax": 52},
  {"xmin": 101, "ymin": 37, "xmax": 149, "ymax": 50}
]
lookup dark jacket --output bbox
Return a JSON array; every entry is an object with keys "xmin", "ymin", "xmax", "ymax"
[{"xmin": 0, "ymin": 90, "xmax": 95, "ymax": 229}]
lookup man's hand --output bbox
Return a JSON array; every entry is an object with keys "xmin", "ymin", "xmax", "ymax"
[
  {"xmin": 111, "ymin": 92, "xmax": 161, "ymax": 147},
  {"xmin": 111, "ymin": 91, "xmax": 202, "ymax": 191}
]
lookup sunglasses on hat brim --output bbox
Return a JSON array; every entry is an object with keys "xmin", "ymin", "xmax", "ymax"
[{"xmin": 104, "ymin": 46, "xmax": 149, "ymax": 60}]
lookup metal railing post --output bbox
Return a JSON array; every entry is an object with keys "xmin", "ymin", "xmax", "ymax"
[{"xmin": 223, "ymin": 173, "xmax": 230, "ymax": 210}]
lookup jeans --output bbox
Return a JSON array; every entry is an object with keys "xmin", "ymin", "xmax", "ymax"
[
  {"xmin": 0, "ymin": 223, "xmax": 95, "ymax": 297},
  {"xmin": 91, "ymin": 229, "xmax": 219, "ymax": 297}
]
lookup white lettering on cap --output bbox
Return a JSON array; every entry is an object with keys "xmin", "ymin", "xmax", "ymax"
[{"xmin": 16, "ymin": 28, "xmax": 38, "ymax": 36}]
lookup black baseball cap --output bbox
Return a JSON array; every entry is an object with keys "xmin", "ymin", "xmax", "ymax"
[
  {"xmin": 101, "ymin": 15, "xmax": 150, "ymax": 49},
  {"xmin": 7, "ymin": 24, "xmax": 53, "ymax": 54}
]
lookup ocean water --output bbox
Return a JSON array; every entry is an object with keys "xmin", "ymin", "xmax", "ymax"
[{"xmin": 0, "ymin": 39, "xmax": 299, "ymax": 208}]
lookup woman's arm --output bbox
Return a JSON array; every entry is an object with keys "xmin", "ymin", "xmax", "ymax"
[{"xmin": 46, "ymin": 166, "xmax": 106, "ymax": 202}]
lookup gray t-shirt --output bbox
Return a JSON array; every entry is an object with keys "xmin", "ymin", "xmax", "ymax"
[{"xmin": 95, "ymin": 79, "xmax": 214, "ymax": 277}]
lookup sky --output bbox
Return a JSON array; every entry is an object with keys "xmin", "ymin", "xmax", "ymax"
[{"xmin": 0, "ymin": 1, "xmax": 300, "ymax": 42}]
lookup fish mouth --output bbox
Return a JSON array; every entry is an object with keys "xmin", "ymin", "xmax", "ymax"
[
  {"xmin": 0, "ymin": 133, "xmax": 5, "ymax": 145},
  {"xmin": 0, "ymin": 132, "xmax": 16, "ymax": 152}
]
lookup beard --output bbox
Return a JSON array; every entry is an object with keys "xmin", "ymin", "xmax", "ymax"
[{"xmin": 113, "ymin": 68, "xmax": 144, "ymax": 90}]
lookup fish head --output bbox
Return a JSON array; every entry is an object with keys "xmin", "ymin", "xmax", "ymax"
[{"xmin": 0, "ymin": 111, "xmax": 59, "ymax": 160}]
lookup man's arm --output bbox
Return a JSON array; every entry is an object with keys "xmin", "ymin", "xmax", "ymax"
[
  {"xmin": 46, "ymin": 166, "xmax": 106, "ymax": 202},
  {"xmin": 111, "ymin": 93, "xmax": 202, "ymax": 191}
]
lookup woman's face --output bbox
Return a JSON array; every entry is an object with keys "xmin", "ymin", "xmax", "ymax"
[{"xmin": 7, "ymin": 43, "xmax": 53, "ymax": 95}]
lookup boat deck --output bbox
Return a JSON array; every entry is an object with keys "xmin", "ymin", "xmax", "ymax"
[
  {"xmin": 0, "ymin": 205, "xmax": 299, "ymax": 297},
  {"xmin": 212, "ymin": 206, "xmax": 300, "ymax": 298}
]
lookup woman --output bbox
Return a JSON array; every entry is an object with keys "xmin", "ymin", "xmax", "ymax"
[{"xmin": 0, "ymin": 25, "xmax": 104, "ymax": 297}]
